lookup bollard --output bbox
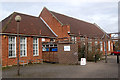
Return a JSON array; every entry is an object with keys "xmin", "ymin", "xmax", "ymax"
[
  {"xmin": 117, "ymin": 54, "xmax": 119, "ymax": 64},
  {"xmin": 95, "ymin": 55, "xmax": 97, "ymax": 63}
]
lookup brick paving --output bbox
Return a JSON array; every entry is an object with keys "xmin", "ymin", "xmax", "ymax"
[{"xmin": 2, "ymin": 55, "xmax": 119, "ymax": 78}]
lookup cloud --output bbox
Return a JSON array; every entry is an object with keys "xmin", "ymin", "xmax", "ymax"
[
  {"xmin": 0, "ymin": 0, "xmax": 119, "ymax": 2},
  {"xmin": 0, "ymin": 1, "xmax": 118, "ymax": 33}
]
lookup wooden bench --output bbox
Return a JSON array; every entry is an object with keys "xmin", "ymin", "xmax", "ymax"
[{"xmin": 27, "ymin": 59, "xmax": 43, "ymax": 64}]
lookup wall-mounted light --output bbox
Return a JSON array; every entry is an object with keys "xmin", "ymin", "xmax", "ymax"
[
  {"xmin": 3, "ymin": 35, "xmax": 6, "ymax": 38},
  {"xmin": 68, "ymin": 31, "xmax": 70, "ymax": 34}
]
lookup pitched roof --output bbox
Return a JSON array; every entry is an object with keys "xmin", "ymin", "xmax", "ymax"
[
  {"xmin": 50, "ymin": 11, "xmax": 105, "ymax": 38},
  {"xmin": 1, "ymin": 12, "xmax": 56, "ymax": 37}
]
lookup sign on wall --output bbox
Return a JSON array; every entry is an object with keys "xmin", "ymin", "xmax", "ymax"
[{"xmin": 64, "ymin": 46, "xmax": 70, "ymax": 51}]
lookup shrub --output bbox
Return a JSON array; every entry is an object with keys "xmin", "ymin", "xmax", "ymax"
[{"xmin": 87, "ymin": 51, "xmax": 102, "ymax": 62}]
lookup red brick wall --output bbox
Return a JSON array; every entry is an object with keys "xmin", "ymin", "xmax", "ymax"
[
  {"xmin": 2, "ymin": 35, "xmax": 42, "ymax": 67},
  {"xmin": 0, "ymin": 35, "xmax": 2, "ymax": 65},
  {"xmin": 62, "ymin": 25, "xmax": 70, "ymax": 38},
  {"xmin": 40, "ymin": 7, "xmax": 70, "ymax": 38}
]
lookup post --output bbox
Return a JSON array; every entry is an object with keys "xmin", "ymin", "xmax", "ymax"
[
  {"xmin": 117, "ymin": 54, "xmax": 119, "ymax": 63},
  {"xmin": 15, "ymin": 15, "xmax": 21, "ymax": 76},
  {"xmin": 105, "ymin": 34, "xmax": 107, "ymax": 63},
  {"xmin": 85, "ymin": 36, "xmax": 87, "ymax": 60},
  {"xmin": 17, "ymin": 22, "xmax": 20, "ymax": 75},
  {"xmin": 95, "ymin": 54, "xmax": 97, "ymax": 63}
]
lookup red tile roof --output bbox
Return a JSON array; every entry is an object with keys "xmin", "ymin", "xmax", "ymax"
[
  {"xmin": 1, "ymin": 12, "xmax": 56, "ymax": 37},
  {"xmin": 50, "ymin": 11, "xmax": 105, "ymax": 38}
]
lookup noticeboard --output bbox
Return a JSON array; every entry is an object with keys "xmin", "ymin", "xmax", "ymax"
[{"xmin": 64, "ymin": 46, "xmax": 70, "ymax": 51}]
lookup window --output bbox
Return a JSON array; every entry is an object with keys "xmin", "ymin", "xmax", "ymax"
[
  {"xmin": 20, "ymin": 37, "xmax": 27, "ymax": 57},
  {"xmin": 104, "ymin": 42, "xmax": 106, "ymax": 51},
  {"xmin": 71, "ymin": 36, "xmax": 76, "ymax": 43},
  {"xmin": 108, "ymin": 41, "xmax": 111, "ymax": 51},
  {"xmin": 71, "ymin": 36, "xmax": 74, "ymax": 41},
  {"xmin": 8, "ymin": 36, "xmax": 16, "ymax": 58},
  {"xmin": 88, "ymin": 42, "xmax": 92, "ymax": 51},
  {"xmin": 42, "ymin": 44, "xmax": 58, "ymax": 52},
  {"xmin": 100, "ymin": 41, "xmax": 103, "ymax": 51},
  {"xmin": 80, "ymin": 37, "xmax": 85, "ymax": 41},
  {"xmin": 33, "ymin": 38, "xmax": 39, "ymax": 56},
  {"xmin": 95, "ymin": 41, "xmax": 98, "ymax": 52}
]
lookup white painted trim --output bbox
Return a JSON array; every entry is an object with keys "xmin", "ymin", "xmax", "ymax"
[
  {"xmin": 40, "ymin": 17, "xmax": 58, "ymax": 37},
  {"xmin": 38, "ymin": 38, "xmax": 39, "ymax": 56},
  {"xmin": 100, "ymin": 41, "xmax": 103, "ymax": 51},
  {"xmin": 15, "ymin": 37, "xmax": 16, "ymax": 57},
  {"xmin": 108, "ymin": 41, "xmax": 111, "ymax": 51},
  {"xmin": 20, "ymin": 37, "xmax": 27, "ymax": 57},
  {"xmin": 8, "ymin": 36, "xmax": 16, "ymax": 58},
  {"xmin": 33, "ymin": 38, "xmax": 39, "ymax": 56},
  {"xmin": 26, "ymin": 37, "xmax": 27, "ymax": 56}
]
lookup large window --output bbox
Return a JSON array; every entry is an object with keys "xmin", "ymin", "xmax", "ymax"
[
  {"xmin": 20, "ymin": 37, "xmax": 27, "ymax": 57},
  {"xmin": 108, "ymin": 41, "xmax": 111, "ymax": 51},
  {"xmin": 8, "ymin": 36, "xmax": 16, "ymax": 58},
  {"xmin": 42, "ymin": 44, "xmax": 58, "ymax": 52},
  {"xmin": 100, "ymin": 41, "xmax": 103, "ymax": 51},
  {"xmin": 71, "ymin": 36, "xmax": 76, "ymax": 41},
  {"xmin": 104, "ymin": 42, "xmax": 106, "ymax": 51},
  {"xmin": 33, "ymin": 38, "xmax": 39, "ymax": 56},
  {"xmin": 95, "ymin": 41, "xmax": 98, "ymax": 52}
]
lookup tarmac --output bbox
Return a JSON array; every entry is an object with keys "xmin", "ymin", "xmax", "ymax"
[{"xmin": 2, "ymin": 55, "xmax": 119, "ymax": 78}]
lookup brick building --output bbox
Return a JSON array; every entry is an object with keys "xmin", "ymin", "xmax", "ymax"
[
  {"xmin": 0, "ymin": 12, "xmax": 56, "ymax": 67},
  {"xmin": 0, "ymin": 7, "xmax": 113, "ymax": 66},
  {"xmin": 40, "ymin": 7, "xmax": 113, "ymax": 55}
]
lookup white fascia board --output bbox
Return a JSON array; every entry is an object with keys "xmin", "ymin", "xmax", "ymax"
[{"xmin": 40, "ymin": 17, "xmax": 58, "ymax": 37}]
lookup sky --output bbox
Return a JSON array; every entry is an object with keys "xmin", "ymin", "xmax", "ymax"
[{"xmin": 0, "ymin": 0, "xmax": 119, "ymax": 33}]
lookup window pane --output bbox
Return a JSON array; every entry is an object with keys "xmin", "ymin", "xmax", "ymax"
[
  {"xmin": 33, "ymin": 38, "xmax": 38, "ymax": 56},
  {"xmin": 9, "ymin": 37, "xmax": 16, "ymax": 57},
  {"xmin": 20, "ymin": 37, "xmax": 26, "ymax": 57}
]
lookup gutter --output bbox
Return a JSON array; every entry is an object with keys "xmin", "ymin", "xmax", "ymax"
[{"xmin": 0, "ymin": 33, "xmax": 56, "ymax": 38}]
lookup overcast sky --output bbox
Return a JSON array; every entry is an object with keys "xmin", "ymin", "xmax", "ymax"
[{"xmin": 0, "ymin": 0, "xmax": 119, "ymax": 33}]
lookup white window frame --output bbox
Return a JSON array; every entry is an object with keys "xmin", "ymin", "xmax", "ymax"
[
  {"xmin": 104, "ymin": 42, "xmax": 106, "ymax": 51},
  {"xmin": 20, "ymin": 37, "xmax": 27, "ymax": 57},
  {"xmin": 71, "ymin": 36, "xmax": 74, "ymax": 41},
  {"xmin": 100, "ymin": 41, "xmax": 103, "ymax": 51},
  {"xmin": 33, "ymin": 38, "xmax": 39, "ymax": 56},
  {"xmin": 8, "ymin": 36, "xmax": 16, "ymax": 58},
  {"xmin": 108, "ymin": 41, "xmax": 111, "ymax": 51},
  {"xmin": 95, "ymin": 41, "xmax": 98, "ymax": 45}
]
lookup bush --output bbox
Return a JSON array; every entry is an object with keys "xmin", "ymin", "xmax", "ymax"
[
  {"xmin": 87, "ymin": 51, "xmax": 102, "ymax": 62},
  {"xmin": 87, "ymin": 51, "xmax": 94, "ymax": 61}
]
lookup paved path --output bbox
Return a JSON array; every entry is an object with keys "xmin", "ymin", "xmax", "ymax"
[{"xmin": 2, "ymin": 55, "xmax": 119, "ymax": 78}]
